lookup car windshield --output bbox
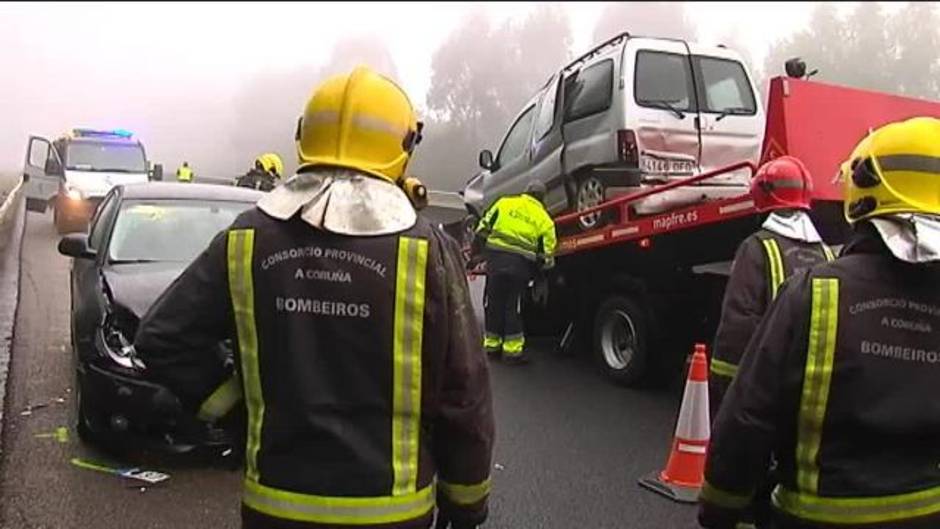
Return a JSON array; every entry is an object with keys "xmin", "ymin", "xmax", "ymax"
[
  {"xmin": 66, "ymin": 142, "xmax": 147, "ymax": 173},
  {"xmin": 108, "ymin": 199, "xmax": 251, "ymax": 263}
]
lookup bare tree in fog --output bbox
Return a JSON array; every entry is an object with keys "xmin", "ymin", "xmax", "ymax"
[
  {"xmin": 763, "ymin": 3, "xmax": 940, "ymax": 100},
  {"xmin": 228, "ymin": 37, "xmax": 399, "ymax": 178},
  {"xmin": 411, "ymin": 5, "xmax": 572, "ymax": 191},
  {"xmin": 592, "ymin": 1, "xmax": 696, "ymax": 43},
  {"xmin": 885, "ymin": 3, "xmax": 940, "ymax": 98}
]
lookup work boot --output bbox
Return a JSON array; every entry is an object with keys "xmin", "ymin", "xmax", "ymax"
[
  {"xmin": 485, "ymin": 349, "xmax": 501, "ymax": 362},
  {"xmin": 501, "ymin": 351, "xmax": 530, "ymax": 366}
]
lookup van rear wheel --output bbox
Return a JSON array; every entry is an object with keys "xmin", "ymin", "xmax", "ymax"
[{"xmin": 575, "ymin": 175, "xmax": 608, "ymax": 231}]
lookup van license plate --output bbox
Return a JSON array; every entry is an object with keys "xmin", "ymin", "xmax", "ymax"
[{"xmin": 641, "ymin": 157, "xmax": 695, "ymax": 176}]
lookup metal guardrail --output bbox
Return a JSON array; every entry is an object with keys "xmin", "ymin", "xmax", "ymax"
[{"xmin": 0, "ymin": 178, "xmax": 24, "ymax": 251}]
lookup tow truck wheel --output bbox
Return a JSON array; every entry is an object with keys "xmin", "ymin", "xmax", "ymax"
[
  {"xmin": 575, "ymin": 174, "xmax": 608, "ymax": 231},
  {"xmin": 593, "ymin": 295, "xmax": 648, "ymax": 386}
]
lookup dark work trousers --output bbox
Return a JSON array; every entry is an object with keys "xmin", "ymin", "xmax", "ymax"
[{"xmin": 482, "ymin": 249, "xmax": 532, "ymax": 357}]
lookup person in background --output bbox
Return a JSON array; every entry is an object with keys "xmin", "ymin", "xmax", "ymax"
[
  {"xmin": 707, "ymin": 156, "xmax": 834, "ymax": 528},
  {"xmin": 474, "ymin": 180, "xmax": 556, "ymax": 365},
  {"xmin": 176, "ymin": 161, "xmax": 193, "ymax": 183}
]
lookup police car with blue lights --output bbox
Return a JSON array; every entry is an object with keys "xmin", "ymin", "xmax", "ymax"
[{"xmin": 23, "ymin": 128, "xmax": 157, "ymax": 233}]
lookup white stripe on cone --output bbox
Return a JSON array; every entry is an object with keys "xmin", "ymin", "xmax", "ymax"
[{"xmin": 674, "ymin": 379, "xmax": 710, "ymax": 442}]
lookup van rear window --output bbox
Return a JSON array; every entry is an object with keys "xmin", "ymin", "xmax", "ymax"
[
  {"xmin": 634, "ymin": 50, "xmax": 696, "ymax": 112},
  {"xmin": 694, "ymin": 56, "xmax": 757, "ymax": 115},
  {"xmin": 564, "ymin": 59, "xmax": 614, "ymax": 122}
]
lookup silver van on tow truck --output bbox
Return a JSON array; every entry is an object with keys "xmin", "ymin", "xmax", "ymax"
[{"xmin": 464, "ymin": 33, "xmax": 764, "ymax": 231}]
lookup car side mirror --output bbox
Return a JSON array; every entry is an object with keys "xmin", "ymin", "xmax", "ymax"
[
  {"xmin": 150, "ymin": 163, "xmax": 164, "ymax": 181},
  {"xmin": 479, "ymin": 150, "xmax": 494, "ymax": 170},
  {"xmin": 58, "ymin": 233, "xmax": 96, "ymax": 259}
]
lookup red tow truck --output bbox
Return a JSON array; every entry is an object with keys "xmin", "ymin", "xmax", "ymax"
[{"xmin": 500, "ymin": 76, "xmax": 940, "ymax": 387}]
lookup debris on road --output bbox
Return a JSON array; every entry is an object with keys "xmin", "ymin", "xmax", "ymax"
[
  {"xmin": 494, "ymin": 463, "xmax": 505, "ymax": 471},
  {"xmin": 70, "ymin": 457, "xmax": 171, "ymax": 485},
  {"xmin": 19, "ymin": 403, "xmax": 48, "ymax": 416},
  {"xmin": 34, "ymin": 426, "xmax": 69, "ymax": 443},
  {"xmin": 19, "ymin": 396, "xmax": 67, "ymax": 416}
]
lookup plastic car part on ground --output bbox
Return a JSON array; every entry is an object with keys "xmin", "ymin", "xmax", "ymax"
[
  {"xmin": 35, "ymin": 426, "xmax": 69, "ymax": 443},
  {"xmin": 70, "ymin": 457, "xmax": 170, "ymax": 484},
  {"xmin": 20, "ymin": 396, "xmax": 66, "ymax": 416}
]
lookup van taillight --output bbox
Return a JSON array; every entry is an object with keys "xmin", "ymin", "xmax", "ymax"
[{"xmin": 617, "ymin": 129, "xmax": 638, "ymax": 166}]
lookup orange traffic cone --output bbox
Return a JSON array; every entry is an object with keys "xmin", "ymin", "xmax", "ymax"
[{"xmin": 639, "ymin": 343, "xmax": 710, "ymax": 503}]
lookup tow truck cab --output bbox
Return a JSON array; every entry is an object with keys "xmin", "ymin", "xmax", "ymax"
[{"xmin": 24, "ymin": 128, "xmax": 152, "ymax": 234}]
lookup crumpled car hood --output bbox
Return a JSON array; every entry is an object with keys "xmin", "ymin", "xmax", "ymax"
[{"xmin": 102, "ymin": 262, "xmax": 186, "ymax": 319}]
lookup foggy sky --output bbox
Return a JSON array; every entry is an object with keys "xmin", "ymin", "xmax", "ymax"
[{"xmin": 0, "ymin": 2, "xmax": 888, "ymax": 183}]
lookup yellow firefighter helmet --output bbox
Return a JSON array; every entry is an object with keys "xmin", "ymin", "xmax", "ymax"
[
  {"xmin": 840, "ymin": 117, "xmax": 940, "ymax": 223},
  {"xmin": 294, "ymin": 66, "xmax": 422, "ymax": 182}
]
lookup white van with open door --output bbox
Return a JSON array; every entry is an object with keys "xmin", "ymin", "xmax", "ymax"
[{"xmin": 24, "ymin": 129, "xmax": 151, "ymax": 233}]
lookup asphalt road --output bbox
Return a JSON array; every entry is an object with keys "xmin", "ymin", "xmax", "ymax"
[{"xmin": 0, "ymin": 210, "xmax": 699, "ymax": 529}]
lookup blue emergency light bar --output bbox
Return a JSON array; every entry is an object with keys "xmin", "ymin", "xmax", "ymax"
[{"xmin": 72, "ymin": 128, "xmax": 134, "ymax": 139}]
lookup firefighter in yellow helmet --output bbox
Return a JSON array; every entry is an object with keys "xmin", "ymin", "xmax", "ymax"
[
  {"xmin": 473, "ymin": 180, "xmax": 557, "ymax": 365},
  {"xmin": 134, "ymin": 66, "xmax": 495, "ymax": 529},
  {"xmin": 261, "ymin": 152, "xmax": 284, "ymax": 179},
  {"xmin": 256, "ymin": 153, "xmax": 283, "ymax": 191},
  {"xmin": 700, "ymin": 116, "xmax": 940, "ymax": 528},
  {"xmin": 176, "ymin": 161, "xmax": 193, "ymax": 183}
]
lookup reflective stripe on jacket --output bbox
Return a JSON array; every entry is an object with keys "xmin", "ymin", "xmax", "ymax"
[
  {"xmin": 709, "ymin": 230, "xmax": 834, "ymax": 417},
  {"xmin": 135, "ymin": 208, "xmax": 495, "ymax": 528},
  {"xmin": 700, "ymin": 224, "xmax": 940, "ymax": 528},
  {"xmin": 476, "ymin": 194, "xmax": 556, "ymax": 261}
]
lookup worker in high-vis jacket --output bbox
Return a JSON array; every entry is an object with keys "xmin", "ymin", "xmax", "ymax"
[
  {"xmin": 474, "ymin": 181, "xmax": 556, "ymax": 365},
  {"xmin": 710, "ymin": 156, "xmax": 834, "ymax": 418},
  {"xmin": 699, "ymin": 117, "xmax": 940, "ymax": 529},
  {"xmin": 176, "ymin": 161, "xmax": 193, "ymax": 183},
  {"xmin": 135, "ymin": 66, "xmax": 495, "ymax": 529}
]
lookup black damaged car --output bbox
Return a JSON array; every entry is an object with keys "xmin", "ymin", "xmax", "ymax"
[{"xmin": 58, "ymin": 182, "xmax": 262, "ymax": 455}]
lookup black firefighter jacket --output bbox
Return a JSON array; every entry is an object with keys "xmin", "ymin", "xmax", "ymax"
[
  {"xmin": 134, "ymin": 207, "xmax": 495, "ymax": 529},
  {"xmin": 709, "ymin": 229, "xmax": 833, "ymax": 418},
  {"xmin": 699, "ymin": 224, "xmax": 940, "ymax": 529}
]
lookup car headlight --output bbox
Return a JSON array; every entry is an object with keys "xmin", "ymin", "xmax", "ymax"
[
  {"xmin": 99, "ymin": 313, "xmax": 146, "ymax": 371},
  {"xmin": 65, "ymin": 186, "xmax": 85, "ymax": 201}
]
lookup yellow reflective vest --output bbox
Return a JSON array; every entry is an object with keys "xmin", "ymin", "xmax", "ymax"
[
  {"xmin": 176, "ymin": 166, "xmax": 193, "ymax": 182},
  {"xmin": 475, "ymin": 194, "xmax": 556, "ymax": 262}
]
